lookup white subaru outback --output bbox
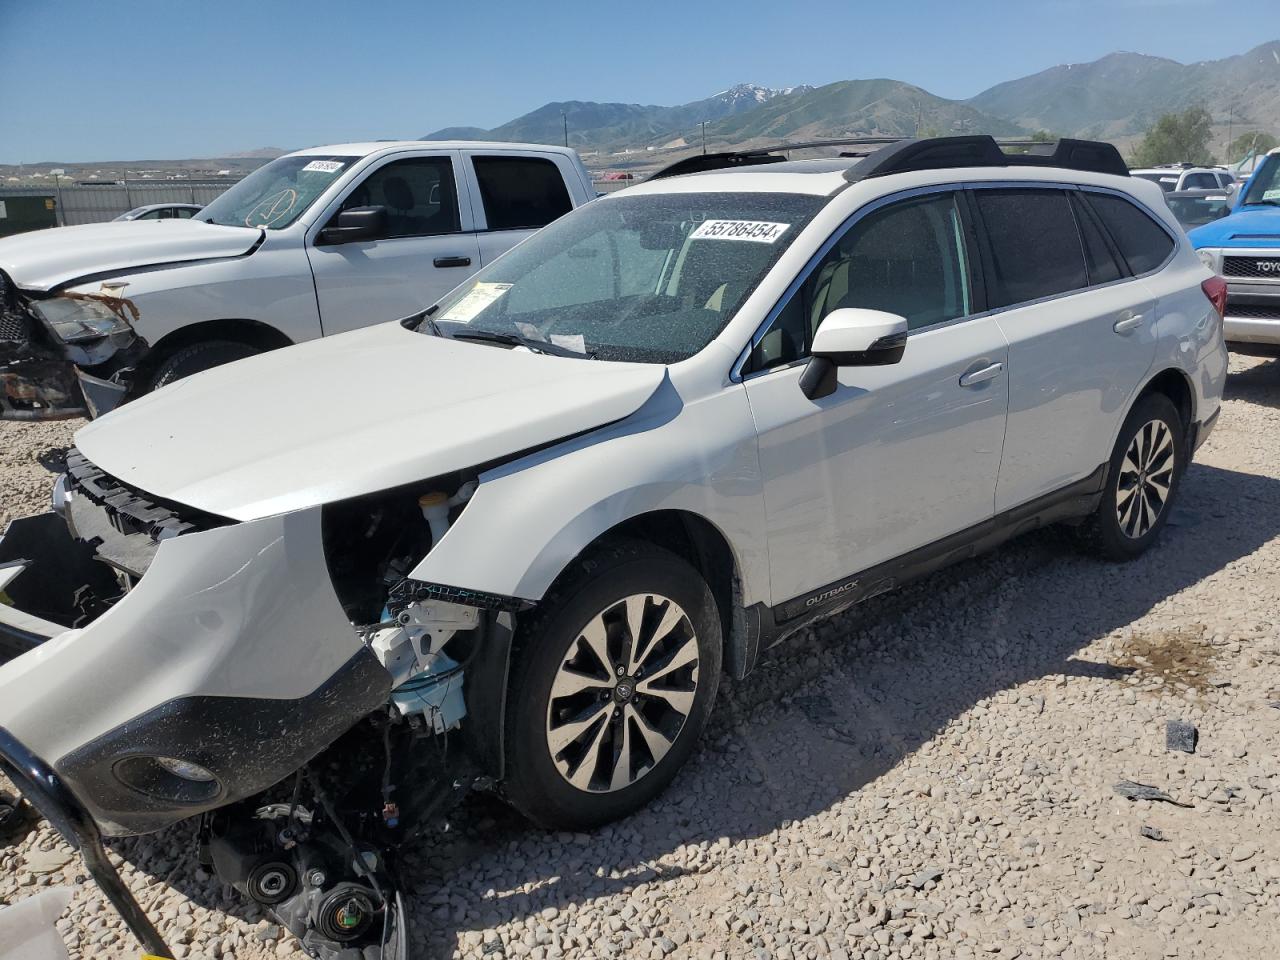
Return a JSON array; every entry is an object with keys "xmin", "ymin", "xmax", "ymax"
[{"xmin": 0, "ymin": 137, "xmax": 1228, "ymax": 958}]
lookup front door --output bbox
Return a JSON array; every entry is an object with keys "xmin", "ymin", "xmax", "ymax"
[
  {"xmin": 307, "ymin": 152, "xmax": 481, "ymax": 335},
  {"xmin": 742, "ymin": 190, "xmax": 1009, "ymax": 609}
]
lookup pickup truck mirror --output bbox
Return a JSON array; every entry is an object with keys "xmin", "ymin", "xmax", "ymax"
[
  {"xmin": 319, "ymin": 206, "xmax": 388, "ymax": 244},
  {"xmin": 800, "ymin": 308, "xmax": 909, "ymax": 400}
]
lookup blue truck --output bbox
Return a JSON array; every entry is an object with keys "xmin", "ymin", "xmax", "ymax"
[{"xmin": 1189, "ymin": 149, "xmax": 1280, "ymax": 356}]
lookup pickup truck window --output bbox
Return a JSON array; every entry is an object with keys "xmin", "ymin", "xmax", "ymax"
[
  {"xmin": 341, "ymin": 157, "xmax": 460, "ymax": 238},
  {"xmin": 200, "ymin": 155, "xmax": 357, "ymax": 229},
  {"xmin": 473, "ymin": 156, "xmax": 574, "ymax": 231},
  {"xmin": 1242, "ymin": 155, "xmax": 1280, "ymax": 206},
  {"xmin": 430, "ymin": 191, "xmax": 823, "ymax": 364}
]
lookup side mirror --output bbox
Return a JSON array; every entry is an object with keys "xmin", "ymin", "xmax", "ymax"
[
  {"xmin": 800, "ymin": 308, "xmax": 909, "ymax": 400},
  {"xmin": 319, "ymin": 205, "xmax": 387, "ymax": 244}
]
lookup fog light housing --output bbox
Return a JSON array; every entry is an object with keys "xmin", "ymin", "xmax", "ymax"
[{"xmin": 114, "ymin": 755, "xmax": 220, "ymax": 803}]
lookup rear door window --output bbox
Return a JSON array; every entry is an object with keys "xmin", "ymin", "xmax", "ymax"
[
  {"xmin": 972, "ymin": 189, "xmax": 1089, "ymax": 309},
  {"xmin": 1085, "ymin": 193, "xmax": 1175, "ymax": 275},
  {"xmin": 472, "ymin": 156, "xmax": 573, "ymax": 231}
]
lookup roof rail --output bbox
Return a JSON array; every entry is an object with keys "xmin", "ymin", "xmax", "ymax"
[
  {"xmin": 843, "ymin": 136, "xmax": 1129, "ymax": 181},
  {"xmin": 647, "ymin": 135, "xmax": 1128, "ymax": 182}
]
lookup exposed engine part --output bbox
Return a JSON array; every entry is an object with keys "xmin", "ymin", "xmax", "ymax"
[
  {"xmin": 366, "ymin": 599, "xmax": 476, "ymax": 732},
  {"xmin": 417, "ymin": 480, "xmax": 477, "ymax": 544}
]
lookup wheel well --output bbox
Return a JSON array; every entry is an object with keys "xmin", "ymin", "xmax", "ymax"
[
  {"xmin": 136, "ymin": 319, "xmax": 293, "ymax": 383},
  {"xmin": 580, "ymin": 511, "xmax": 747, "ymax": 678},
  {"xmin": 1140, "ymin": 368, "xmax": 1194, "ymax": 434}
]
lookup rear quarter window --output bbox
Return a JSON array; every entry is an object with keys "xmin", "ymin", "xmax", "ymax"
[{"xmin": 1086, "ymin": 193, "xmax": 1175, "ymax": 275}]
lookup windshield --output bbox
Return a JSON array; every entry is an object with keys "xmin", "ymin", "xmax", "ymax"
[
  {"xmin": 200, "ymin": 155, "xmax": 357, "ymax": 229},
  {"xmin": 1241, "ymin": 155, "xmax": 1280, "ymax": 206},
  {"xmin": 1133, "ymin": 172, "xmax": 1179, "ymax": 192},
  {"xmin": 426, "ymin": 192, "xmax": 824, "ymax": 364}
]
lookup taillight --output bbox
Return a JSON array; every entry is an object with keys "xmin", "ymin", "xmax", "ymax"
[{"xmin": 1201, "ymin": 275, "xmax": 1228, "ymax": 319}]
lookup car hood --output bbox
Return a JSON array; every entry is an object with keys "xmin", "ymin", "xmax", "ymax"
[
  {"xmin": 74, "ymin": 323, "xmax": 667, "ymax": 520},
  {"xmin": 0, "ymin": 220, "xmax": 262, "ymax": 292},
  {"xmin": 1189, "ymin": 206, "xmax": 1280, "ymax": 248}
]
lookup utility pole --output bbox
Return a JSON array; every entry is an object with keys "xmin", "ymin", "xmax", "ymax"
[
  {"xmin": 700, "ymin": 120, "xmax": 708, "ymax": 155},
  {"xmin": 1226, "ymin": 107, "xmax": 1233, "ymax": 163},
  {"xmin": 562, "ymin": 111, "xmax": 568, "ymax": 148}
]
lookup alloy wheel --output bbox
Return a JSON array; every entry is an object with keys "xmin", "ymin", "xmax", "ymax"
[
  {"xmin": 545, "ymin": 594, "xmax": 700, "ymax": 793},
  {"xmin": 1115, "ymin": 418, "xmax": 1176, "ymax": 539}
]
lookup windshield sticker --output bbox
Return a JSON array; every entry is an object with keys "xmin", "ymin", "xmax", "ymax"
[
  {"xmin": 1264, "ymin": 188, "xmax": 1280, "ymax": 201},
  {"xmin": 690, "ymin": 219, "xmax": 791, "ymax": 243},
  {"xmin": 440, "ymin": 282, "xmax": 512, "ymax": 322},
  {"xmin": 301, "ymin": 159, "xmax": 345, "ymax": 174},
  {"xmin": 549, "ymin": 333, "xmax": 587, "ymax": 353}
]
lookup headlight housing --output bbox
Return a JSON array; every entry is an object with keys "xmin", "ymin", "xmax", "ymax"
[{"xmin": 31, "ymin": 295, "xmax": 134, "ymax": 343}]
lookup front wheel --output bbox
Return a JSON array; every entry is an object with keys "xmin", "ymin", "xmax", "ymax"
[
  {"xmin": 503, "ymin": 541, "xmax": 722, "ymax": 830},
  {"xmin": 1076, "ymin": 392, "xmax": 1185, "ymax": 561},
  {"xmin": 145, "ymin": 340, "xmax": 261, "ymax": 392}
]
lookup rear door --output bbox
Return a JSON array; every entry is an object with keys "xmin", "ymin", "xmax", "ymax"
[
  {"xmin": 461, "ymin": 150, "xmax": 577, "ymax": 266},
  {"xmin": 970, "ymin": 186, "xmax": 1159, "ymax": 513},
  {"xmin": 307, "ymin": 150, "xmax": 481, "ymax": 335}
]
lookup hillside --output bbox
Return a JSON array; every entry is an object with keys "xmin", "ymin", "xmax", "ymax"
[
  {"xmin": 423, "ymin": 84, "xmax": 811, "ymax": 149},
  {"xmin": 700, "ymin": 79, "xmax": 1023, "ymax": 144},
  {"xmin": 968, "ymin": 41, "xmax": 1280, "ymax": 138}
]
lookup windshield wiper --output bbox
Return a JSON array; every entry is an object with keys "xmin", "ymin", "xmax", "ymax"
[
  {"xmin": 412, "ymin": 305, "xmax": 443, "ymax": 337},
  {"xmin": 448, "ymin": 329, "xmax": 595, "ymax": 359}
]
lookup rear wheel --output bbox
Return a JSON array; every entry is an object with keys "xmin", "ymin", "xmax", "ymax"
[
  {"xmin": 146, "ymin": 340, "xmax": 261, "ymax": 392},
  {"xmin": 1077, "ymin": 392, "xmax": 1185, "ymax": 560},
  {"xmin": 503, "ymin": 541, "xmax": 721, "ymax": 830}
]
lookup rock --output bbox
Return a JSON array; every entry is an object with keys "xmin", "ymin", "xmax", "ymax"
[
  {"xmin": 1113, "ymin": 780, "xmax": 1192, "ymax": 807},
  {"xmin": 1166, "ymin": 720, "xmax": 1199, "ymax": 754},
  {"xmin": 23, "ymin": 850, "xmax": 74, "ymax": 875},
  {"xmin": 1140, "ymin": 825, "xmax": 1166, "ymax": 842},
  {"xmin": 910, "ymin": 866, "xmax": 944, "ymax": 891}
]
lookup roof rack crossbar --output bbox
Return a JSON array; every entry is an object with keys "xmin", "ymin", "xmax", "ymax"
[{"xmin": 646, "ymin": 135, "xmax": 1129, "ymax": 182}]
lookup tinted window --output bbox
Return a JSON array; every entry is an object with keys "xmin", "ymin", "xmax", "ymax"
[
  {"xmin": 750, "ymin": 192, "xmax": 971, "ymax": 371},
  {"xmin": 974, "ymin": 189, "xmax": 1088, "ymax": 308},
  {"xmin": 473, "ymin": 156, "xmax": 573, "ymax": 231},
  {"xmin": 1087, "ymin": 193, "xmax": 1175, "ymax": 275},
  {"xmin": 1070, "ymin": 193, "xmax": 1124, "ymax": 285},
  {"xmin": 137, "ymin": 209, "xmax": 162, "ymax": 220},
  {"xmin": 1183, "ymin": 173, "xmax": 1216, "ymax": 190},
  {"xmin": 342, "ymin": 156, "xmax": 460, "ymax": 238},
  {"xmin": 175, "ymin": 207, "xmax": 195, "ymax": 219}
]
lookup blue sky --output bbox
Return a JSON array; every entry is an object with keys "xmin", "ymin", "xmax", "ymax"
[{"xmin": 0, "ymin": 0, "xmax": 1256, "ymax": 163}]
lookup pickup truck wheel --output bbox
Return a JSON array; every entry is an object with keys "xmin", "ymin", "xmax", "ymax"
[
  {"xmin": 146, "ymin": 340, "xmax": 261, "ymax": 392},
  {"xmin": 504, "ymin": 541, "xmax": 722, "ymax": 830},
  {"xmin": 1076, "ymin": 392, "xmax": 1185, "ymax": 561}
]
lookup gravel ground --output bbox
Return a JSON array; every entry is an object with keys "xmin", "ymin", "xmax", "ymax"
[{"xmin": 3, "ymin": 355, "xmax": 1280, "ymax": 960}]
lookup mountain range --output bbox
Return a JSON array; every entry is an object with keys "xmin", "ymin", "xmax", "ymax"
[{"xmin": 424, "ymin": 41, "xmax": 1280, "ymax": 157}]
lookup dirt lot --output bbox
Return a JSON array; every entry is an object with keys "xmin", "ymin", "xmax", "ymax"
[{"xmin": 2, "ymin": 356, "xmax": 1279, "ymax": 960}]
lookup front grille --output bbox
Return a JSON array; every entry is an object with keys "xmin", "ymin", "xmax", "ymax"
[
  {"xmin": 1226, "ymin": 303, "xmax": 1280, "ymax": 321},
  {"xmin": 1223, "ymin": 256, "xmax": 1280, "ymax": 280},
  {"xmin": 66, "ymin": 449, "xmax": 229, "ymax": 543},
  {"xmin": 0, "ymin": 271, "xmax": 31, "ymax": 343}
]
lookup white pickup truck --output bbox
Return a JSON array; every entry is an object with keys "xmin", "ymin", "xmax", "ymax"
[{"xmin": 0, "ymin": 141, "xmax": 596, "ymax": 419}]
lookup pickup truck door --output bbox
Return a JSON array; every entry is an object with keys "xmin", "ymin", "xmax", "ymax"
[
  {"xmin": 459, "ymin": 149, "xmax": 580, "ymax": 267},
  {"xmin": 306, "ymin": 150, "xmax": 481, "ymax": 335}
]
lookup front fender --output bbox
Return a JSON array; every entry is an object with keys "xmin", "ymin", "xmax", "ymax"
[{"xmin": 410, "ymin": 377, "xmax": 771, "ymax": 608}]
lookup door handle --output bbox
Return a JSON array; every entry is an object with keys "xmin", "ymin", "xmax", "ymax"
[
  {"xmin": 1113, "ymin": 313, "xmax": 1145, "ymax": 334},
  {"xmin": 433, "ymin": 256, "xmax": 472, "ymax": 268},
  {"xmin": 959, "ymin": 361, "xmax": 1004, "ymax": 388}
]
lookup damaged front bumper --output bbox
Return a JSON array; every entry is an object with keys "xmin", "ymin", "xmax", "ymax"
[{"xmin": 0, "ymin": 274, "xmax": 145, "ymax": 420}]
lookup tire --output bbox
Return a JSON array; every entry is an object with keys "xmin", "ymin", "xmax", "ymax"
[
  {"xmin": 1076, "ymin": 392, "xmax": 1185, "ymax": 561},
  {"xmin": 146, "ymin": 340, "xmax": 261, "ymax": 392},
  {"xmin": 503, "ymin": 541, "xmax": 722, "ymax": 830}
]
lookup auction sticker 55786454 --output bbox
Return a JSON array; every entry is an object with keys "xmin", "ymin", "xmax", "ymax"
[{"xmin": 690, "ymin": 220, "xmax": 791, "ymax": 243}]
